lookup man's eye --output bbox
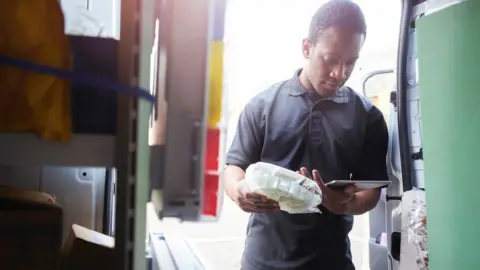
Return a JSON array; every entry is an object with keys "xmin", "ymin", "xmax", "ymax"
[
  {"xmin": 345, "ymin": 62, "xmax": 355, "ymax": 67},
  {"xmin": 345, "ymin": 61, "xmax": 356, "ymax": 66},
  {"xmin": 323, "ymin": 57, "xmax": 338, "ymax": 65}
]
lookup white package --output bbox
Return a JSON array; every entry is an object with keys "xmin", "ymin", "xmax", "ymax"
[
  {"xmin": 400, "ymin": 188, "xmax": 429, "ymax": 270},
  {"xmin": 245, "ymin": 162, "xmax": 323, "ymax": 214}
]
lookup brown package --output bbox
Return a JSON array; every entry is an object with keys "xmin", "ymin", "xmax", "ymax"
[
  {"xmin": 60, "ymin": 224, "xmax": 115, "ymax": 270},
  {"xmin": 0, "ymin": 185, "xmax": 63, "ymax": 270}
]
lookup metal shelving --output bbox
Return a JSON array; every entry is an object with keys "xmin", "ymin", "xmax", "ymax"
[
  {"xmin": 0, "ymin": 1, "xmax": 155, "ymax": 270},
  {"xmin": 114, "ymin": 0, "xmax": 155, "ymax": 269}
]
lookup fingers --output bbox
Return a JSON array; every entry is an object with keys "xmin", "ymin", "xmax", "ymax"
[
  {"xmin": 297, "ymin": 168, "xmax": 324, "ymax": 186},
  {"xmin": 234, "ymin": 181, "xmax": 280, "ymax": 213},
  {"xmin": 312, "ymin": 170, "xmax": 326, "ymax": 188},
  {"xmin": 245, "ymin": 193, "xmax": 279, "ymax": 207},
  {"xmin": 297, "ymin": 168, "xmax": 326, "ymax": 192},
  {"xmin": 239, "ymin": 192, "xmax": 280, "ymax": 213},
  {"xmin": 344, "ymin": 184, "xmax": 357, "ymax": 195},
  {"xmin": 322, "ymin": 186, "xmax": 355, "ymax": 207},
  {"xmin": 244, "ymin": 192, "xmax": 268, "ymax": 202},
  {"xmin": 299, "ymin": 167, "xmax": 312, "ymax": 179},
  {"xmin": 241, "ymin": 203, "xmax": 280, "ymax": 213},
  {"xmin": 240, "ymin": 202, "xmax": 280, "ymax": 213}
]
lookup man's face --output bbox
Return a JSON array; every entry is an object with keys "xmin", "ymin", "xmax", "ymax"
[{"xmin": 302, "ymin": 27, "xmax": 365, "ymax": 97}]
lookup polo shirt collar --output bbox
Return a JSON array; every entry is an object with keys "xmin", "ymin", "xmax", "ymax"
[{"xmin": 288, "ymin": 69, "xmax": 350, "ymax": 104}]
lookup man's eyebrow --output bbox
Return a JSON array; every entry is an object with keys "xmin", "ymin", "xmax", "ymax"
[{"xmin": 322, "ymin": 52, "xmax": 359, "ymax": 61}]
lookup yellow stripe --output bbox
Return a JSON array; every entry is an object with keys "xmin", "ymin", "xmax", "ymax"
[{"xmin": 207, "ymin": 41, "xmax": 224, "ymax": 128}]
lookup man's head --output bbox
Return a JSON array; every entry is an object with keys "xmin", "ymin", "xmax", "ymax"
[{"xmin": 301, "ymin": 0, "xmax": 366, "ymax": 97}]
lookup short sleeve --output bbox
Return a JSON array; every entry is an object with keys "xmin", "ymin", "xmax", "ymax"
[
  {"xmin": 226, "ymin": 101, "xmax": 264, "ymax": 171},
  {"xmin": 351, "ymin": 107, "xmax": 389, "ymax": 181}
]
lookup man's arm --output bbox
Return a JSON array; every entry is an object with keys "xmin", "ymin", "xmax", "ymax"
[
  {"xmin": 224, "ymin": 101, "xmax": 263, "ymax": 199},
  {"xmin": 345, "ymin": 108, "xmax": 389, "ymax": 215}
]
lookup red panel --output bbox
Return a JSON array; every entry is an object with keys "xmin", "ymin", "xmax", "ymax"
[
  {"xmin": 205, "ymin": 128, "xmax": 220, "ymax": 171},
  {"xmin": 202, "ymin": 128, "xmax": 220, "ymax": 217}
]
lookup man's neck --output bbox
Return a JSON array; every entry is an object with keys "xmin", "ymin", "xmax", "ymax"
[
  {"xmin": 298, "ymin": 69, "xmax": 313, "ymax": 91},
  {"xmin": 298, "ymin": 69, "xmax": 330, "ymax": 99}
]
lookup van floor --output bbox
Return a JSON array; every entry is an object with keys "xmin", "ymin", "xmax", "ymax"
[{"xmin": 162, "ymin": 199, "xmax": 369, "ymax": 270}]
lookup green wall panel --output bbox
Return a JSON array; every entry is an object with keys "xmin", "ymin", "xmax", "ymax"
[{"xmin": 417, "ymin": 1, "xmax": 480, "ymax": 269}]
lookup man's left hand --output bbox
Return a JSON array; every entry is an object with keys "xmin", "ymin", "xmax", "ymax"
[{"xmin": 297, "ymin": 167, "xmax": 356, "ymax": 215}]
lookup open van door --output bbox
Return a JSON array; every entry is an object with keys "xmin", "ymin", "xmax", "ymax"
[
  {"xmin": 361, "ymin": 69, "xmax": 403, "ymax": 270},
  {"xmin": 363, "ymin": 0, "xmax": 432, "ymax": 268},
  {"xmin": 149, "ymin": 0, "xmax": 227, "ymax": 222},
  {"xmin": 146, "ymin": 1, "xmax": 227, "ymax": 268}
]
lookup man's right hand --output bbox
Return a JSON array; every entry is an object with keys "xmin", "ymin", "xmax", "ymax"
[{"xmin": 231, "ymin": 180, "xmax": 280, "ymax": 213}]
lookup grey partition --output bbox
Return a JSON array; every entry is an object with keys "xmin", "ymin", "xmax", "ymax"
[{"xmin": 0, "ymin": 165, "xmax": 110, "ymax": 240}]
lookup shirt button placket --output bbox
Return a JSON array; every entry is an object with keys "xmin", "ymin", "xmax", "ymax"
[{"xmin": 310, "ymin": 111, "xmax": 322, "ymax": 145}]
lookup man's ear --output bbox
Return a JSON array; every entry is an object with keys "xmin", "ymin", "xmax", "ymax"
[{"xmin": 302, "ymin": 38, "xmax": 311, "ymax": 59}]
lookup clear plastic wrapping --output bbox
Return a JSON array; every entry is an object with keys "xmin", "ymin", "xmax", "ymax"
[
  {"xmin": 245, "ymin": 162, "xmax": 323, "ymax": 214},
  {"xmin": 406, "ymin": 188, "xmax": 429, "ymax": 269}
]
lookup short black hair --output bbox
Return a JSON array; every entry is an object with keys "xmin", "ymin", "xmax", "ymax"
[{"xmin": 308, "ymin": 0, "xmax": 367, "ymax": 43}]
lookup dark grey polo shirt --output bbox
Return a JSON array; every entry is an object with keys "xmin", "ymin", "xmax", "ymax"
[{"xmin": 226, "ymin": 70, "xmax": 389, "ymax": 270}]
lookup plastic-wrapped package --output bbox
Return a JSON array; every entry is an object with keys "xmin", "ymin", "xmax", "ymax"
[
  {"xmin": 245, "ymin": 162, "xmax": 323, "ymax": 214},
  {"xmin": 406, "ymin": 188, "xmax": 429, "ymax": 270}
]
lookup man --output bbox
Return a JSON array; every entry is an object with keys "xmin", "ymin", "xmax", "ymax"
[{"xmin": 224, "ymin": 0, "xmax": 389, "ymax": 269}]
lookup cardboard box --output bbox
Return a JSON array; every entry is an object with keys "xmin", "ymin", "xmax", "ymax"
[
  {"xmin": 0, "ymin": 185, "xmax": 63, "ymax": 270},
  {"xmin": 60, "ymin": 224, "xmax": 115, "ymax": 270}
]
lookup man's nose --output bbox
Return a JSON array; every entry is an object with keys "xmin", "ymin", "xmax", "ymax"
[{"xmin": 330, "ymin": 64, "xmax": 347, "ymax": 80}]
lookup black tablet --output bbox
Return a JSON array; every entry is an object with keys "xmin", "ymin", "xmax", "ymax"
[{"xmin": 326, "ymin": 180, "xmax": 391, "ymax": 191}]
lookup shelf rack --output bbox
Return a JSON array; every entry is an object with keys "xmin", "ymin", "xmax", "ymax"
[
  {"xmin": 114, "ymin": 0, "xmax": 155, "ymax": 269},
  {"xmin": 0, "ymin": 0, "xmax": 155, "ymax": 270}
]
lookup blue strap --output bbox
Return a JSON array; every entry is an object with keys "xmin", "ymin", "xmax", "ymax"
[{"xmin": 0, "ymin": 55, "xmax": 155, "ymax": 103}]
